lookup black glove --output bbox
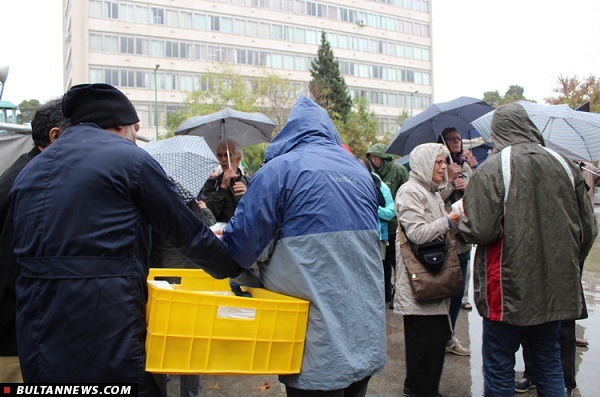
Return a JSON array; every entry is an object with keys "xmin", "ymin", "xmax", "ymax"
[{"xmin": 230, "ymin": 268, "xmax": 263, "ymax": 297}]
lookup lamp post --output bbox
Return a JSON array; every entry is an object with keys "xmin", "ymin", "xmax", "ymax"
[
  {"xmin": 0, "ymin": 65, "xmax": 9, "ymax": 100},
  {"xmin": 410, "ymin": 90, "xmax": 419, "ymax": 116},
  {"xmin": 154, "ymin": 64, "xmax": 160, "ymax": 140}
]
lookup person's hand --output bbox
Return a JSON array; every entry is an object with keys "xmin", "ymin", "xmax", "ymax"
[
  {"xmin": 453, "ymin": 177, "xmax": 466, "ymax": 190},
  {"xmin": 196, "ymin": 200, "xmax": 207, "ymax": 209},
  {"xmin": 448, "ymin": 211, "xmax": 461, "ymax": 224},
  {"xmin": 447, "ymin": 163, "xmax": 461, "ymax": 182},
  {"xmin": 230, "ymin": 268, "xmax": 263, "ymax": 297},
  {"xmin": 220, "ymin": 168, "xmax": 238, "ymax": 189},
  {"xmin": 231, "ymin": 181, "xmax": 247, "ymax": 197}
]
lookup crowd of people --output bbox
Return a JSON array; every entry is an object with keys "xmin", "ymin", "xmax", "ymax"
[{"xmin": 0, "ymin": 84, "xmax": 598, "ymax": 397}]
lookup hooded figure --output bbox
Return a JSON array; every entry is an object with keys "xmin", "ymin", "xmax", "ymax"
[
  {"xmin": 458, "ymin": 102, "xmax": 596, "ymax": 325},
  {"xmin": 366, "ymin": 143, "xmax": 409, "ymax": 305},
  {"xmin": 458, "ymin": 102, "xmax": 597, "ymax": 396},
  {"xmin": 393, "ymin": 142, "xmax": 457, "ymax": 397},
  {"xmin": 222, "ymin": 97, "xmax": 386, "ymax": 392}
]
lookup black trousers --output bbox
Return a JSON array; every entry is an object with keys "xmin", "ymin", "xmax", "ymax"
[
  {"xmin": 285, "ymin": 376, "xmax": 371, "ymax": 397},
  {"xmin": 384, "ymin": 232, "xmax": 396, "ymax": 302},
  {"xmin": 522, "ymin": 319, "xmax": 576, "ymax": 389},
  {"xmin": 404, "ymin": 315, "xmax": 450, "ymax": 397}
]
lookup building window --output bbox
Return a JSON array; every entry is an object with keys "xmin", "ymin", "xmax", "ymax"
[
  {"xmin": 89, "ymin": 0, "xmax": 102, "ymax": 18},
  {"xmin": 135, "ymin": 38, "xmax": 149, "ymax": 55},
  {"xmin": 209, "ymin": 15, "xmax": 220, "ymax": 31},
  {"xmin": 120, "ymin": 37, "xmax": 134, "ymax": 54},
  {"xmin": 151, "ymin": 7, "xmax": 164, "ymax": 24},
  {"xmin": 120, "ymin": 4, "xmax": 134, "ymax": 21},
  {"xmin": 104, "ymin": 69, "xmax": 119, "ymax": 85},
  {"xmin": 106, "ymin": 1, "xmax": 118, "ymax": 19},
  {"xmin": 166, "ymin": 41, "xmax": 179, "ymax": 58},
  {"xmin": 120, "ymin": 70, "xmax": 135, "ymax": 87},
  {"xmin": 193, "ymin": 13, "xmax": 207, "ymax": 30},
  {"xmin": 134, "ymin": 5, "xmax": 150, "ymax": 23}
]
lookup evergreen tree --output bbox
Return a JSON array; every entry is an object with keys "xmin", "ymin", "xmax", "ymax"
[
  {"xmin": 17, "ymin": 99, "xmax": 40, "ymax": 124},
  {"xmin": 309, "ymin": 32, "xmax": 352, "ymax": 122}
]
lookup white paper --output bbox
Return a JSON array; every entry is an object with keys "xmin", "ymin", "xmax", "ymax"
[
  {"xmin": 451, "ymin": 198, "xmax": 463, "ymax": 216},
  {"xmin": 148, "ymin": 280, "xmax": 174, "ymax": 289}
]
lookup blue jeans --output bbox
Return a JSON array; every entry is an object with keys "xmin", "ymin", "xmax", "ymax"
[
  {"xmin": 448, "ymin": 253, "xmax": 470, "ymax": 336},
  {"xmin": 482, "ymin": 318, "xmax": 564, "ymax": 397}
]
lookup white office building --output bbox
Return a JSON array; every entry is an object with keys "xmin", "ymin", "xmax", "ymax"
[{"xmin": 64, "ymin": 0, "xmax": 432, "ymax": 141}]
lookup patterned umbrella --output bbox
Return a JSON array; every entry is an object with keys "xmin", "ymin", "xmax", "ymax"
[
  {"xmin": 471, "ymin": 100, "xmax": 600, "ymax": 161},
  {"xmin": 143, "ymin": 136, "xmax": 217, "ymax": 201}
]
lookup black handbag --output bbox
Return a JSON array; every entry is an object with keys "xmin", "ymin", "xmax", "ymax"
[{"xmin": 401, "ymin": 226, "xmax": 447, "ymax": 271}]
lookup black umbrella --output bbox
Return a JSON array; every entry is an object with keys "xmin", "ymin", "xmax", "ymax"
[
  {"xmin": 386, "ymin": 97, "xmax": 494, "ymax": 156},
  {"xmin": 174, "ymin": 108, "xmax": 277, "ymax": 152}
]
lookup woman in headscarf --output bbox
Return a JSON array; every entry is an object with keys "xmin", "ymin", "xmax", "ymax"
[{"xmin": 394, "ymin": 143, "xmax": 461, "ymax": 397}]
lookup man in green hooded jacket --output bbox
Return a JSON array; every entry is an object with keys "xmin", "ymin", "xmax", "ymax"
[
  {"xmin": 458, "ymin": 102, "xmax": 597, "ymax": 396},
  {"xmin": 367, "ymin": 143, "xmax": 409, "ymax": 306}
]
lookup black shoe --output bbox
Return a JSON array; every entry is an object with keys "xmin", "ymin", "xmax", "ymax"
[{"xmin": 515, "ymin": 377, "xmax": 535, "ymax": 393}]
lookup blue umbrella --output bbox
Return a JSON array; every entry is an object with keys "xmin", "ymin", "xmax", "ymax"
[{"xmin": 386, "ymin": 96, "xmax": 494, "ymax": 156}]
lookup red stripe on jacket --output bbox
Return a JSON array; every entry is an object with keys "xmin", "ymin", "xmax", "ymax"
[{"xmin": 486, "ymin": 237, "xmax": 504, "ymax": 321}]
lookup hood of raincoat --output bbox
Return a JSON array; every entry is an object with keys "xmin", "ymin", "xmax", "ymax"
[
  {"xmin": 366, "ymin": 143, "xmax": 395, "ymax": 162},
  {"xmin": 264, "ymin": 96, "xmax": 341, "ymax": 163},
  {"xmin": 408, "ymin": 143, "xmax": 450, "ymax": 192},
  {"xmin": 491, "ymin": 102, "xmax": 545, "ymax": 151}
]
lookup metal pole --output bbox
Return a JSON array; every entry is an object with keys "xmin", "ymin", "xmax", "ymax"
[
  {"xmin": 410, "ymin": 90, "xmax": 419, "ymax": 116},
  {"xmin": 154, "ymin": 64, "xmax": 160, "ymax": 140}
]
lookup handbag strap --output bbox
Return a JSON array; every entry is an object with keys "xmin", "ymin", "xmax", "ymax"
[{"xmin": 399, "ymin": 223, "xmax": 453, "ymax": 248}]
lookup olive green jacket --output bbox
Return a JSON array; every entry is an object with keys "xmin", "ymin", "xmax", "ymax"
[
  {"xmin": 458, "ymin": 102, "xmax": 597, "ymax": 325},
  {"xmin": 367, "ymin": 143, "xmax": 409, "ymax": 237}
]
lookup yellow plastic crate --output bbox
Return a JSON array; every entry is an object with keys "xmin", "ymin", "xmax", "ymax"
[{"xmin": 146, "ymin": 268, "xmax": 309, "ymax": 375}]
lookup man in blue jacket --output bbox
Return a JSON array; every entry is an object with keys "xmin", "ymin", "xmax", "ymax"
[
  {"xmin": 0, "ymin": 98, "xmax": 70, "ymax": 382},
  {"xmin": 10, "ymin": 84, "xmax": 242, "ymax": 395},
  {"xmin": 223, "ymin": 97, "xmax": 386, "ymax": 396}
]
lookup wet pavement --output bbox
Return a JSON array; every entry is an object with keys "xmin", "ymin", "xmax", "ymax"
[{"xmin": 167, "ymin": 233, "xmax": 600, "ymax": 397}]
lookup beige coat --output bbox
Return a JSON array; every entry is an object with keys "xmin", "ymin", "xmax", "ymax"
[{"xmin": 393, "ymin": 143, "xmax": 453, "ymax": 316}]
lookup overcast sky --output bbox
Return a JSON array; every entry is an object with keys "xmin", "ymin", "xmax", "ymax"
[{"xmin": 1, "ymin": 0, "xmax": 599, "ymax": 107}]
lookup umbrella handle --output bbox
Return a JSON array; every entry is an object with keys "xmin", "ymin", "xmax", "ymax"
[
  {"xmin": 220, "ymin": 120, "xmax": 232, "ymax": 169},
  {"xmin": 440, "ymin": 135, "xmax": 454, "ymax": 164},
  {"xmin": 580, "ymin": 164, "xmax": 600, "ymax": 178}
]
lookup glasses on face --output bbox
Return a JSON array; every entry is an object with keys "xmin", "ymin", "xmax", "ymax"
[
  {"xmin": 434, "ymin": 159, "xmax": 447, "ymax": 167},
  {"xmin": 216, "ymin": 153, "xmax": 229, "ymax": 158}
]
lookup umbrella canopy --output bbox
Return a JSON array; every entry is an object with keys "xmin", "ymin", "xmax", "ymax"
[
  {"xmin": 143, "ymin": 135, "xmax": 217, "ymax": 201},
  {"xmin": 471, "ymin": 100, "xmax": 600, "ymax": 161},
  {"xmin": 173, "ymin": 107, "xmax": 277, "ymax": 152},
  {"xmin": 386, "ymin": 96, "xmax": 494, "ymax": 156}
]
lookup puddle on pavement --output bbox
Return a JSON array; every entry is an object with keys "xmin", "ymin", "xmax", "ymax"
[{"xmin": 464, "ymin": 237, "xmax": 600, "ymax": 396}]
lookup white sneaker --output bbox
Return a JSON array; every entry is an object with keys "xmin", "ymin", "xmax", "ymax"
[{"xmin": 446, "ymin": 337, "xmax": 470, "ymax": 356}]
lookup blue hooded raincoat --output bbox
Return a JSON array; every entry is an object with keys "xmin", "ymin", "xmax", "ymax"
[{"xmin": 223, "ymin": 97, "xmax": 386, "ymax": 390}]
